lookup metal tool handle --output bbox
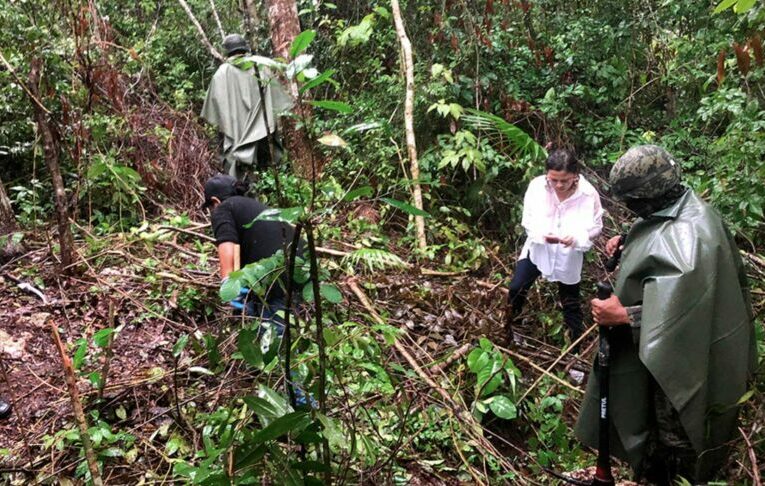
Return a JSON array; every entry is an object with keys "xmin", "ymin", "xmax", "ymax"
[
  {"xmin": 593, "ymin": 281, "xmax": 615, "ymax": 485},
  {"xmin": 596, "ymin": 282, "xmax": 613, "ymax": 300}
]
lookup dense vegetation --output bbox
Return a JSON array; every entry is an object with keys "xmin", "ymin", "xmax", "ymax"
[{"xmin": 1, "ymin": 0, "xmax": 763, "ymax": 484}]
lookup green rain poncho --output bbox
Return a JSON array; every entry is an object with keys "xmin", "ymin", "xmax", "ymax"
[
  {"xmin": 575, "ymin": 190, "xmax": 756, "ymax": 480},
  {"xmin": 201, "ymin": 58, "xmax": 293, "ymax": 179}
]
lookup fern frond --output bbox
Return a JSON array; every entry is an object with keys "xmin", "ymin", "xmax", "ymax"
[
  {"xmin": 342, "ymin": 248, "xmax": 409, "ymax": 273},
  {"xmin": 462, "ymin": 108, "xmax": 547, "ymax": 161}
]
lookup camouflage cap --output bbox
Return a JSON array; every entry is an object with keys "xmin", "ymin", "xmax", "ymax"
[
  {"xmin": 609, "ymin": 145, "xmax": 682, "ymax": 200},
  {"xmin": 222, "ymin": 34, "xmax": 249, "ymax": 57}
]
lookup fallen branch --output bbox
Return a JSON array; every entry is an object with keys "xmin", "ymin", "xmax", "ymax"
[
  {"xmin": 476, "ymin": 279, "xmax": 509, "ymax": 295},
  {"xmin": 156, "ymin": 225, "xmax": 216, "ymax": 242},
  {"xmin": 516, "ymin": 323, "xmax": 596, "ymax": 404},
  {"xmin": 497, "ymin": 345, "xmax": 583, "ymax": 395},
  {"xmin": 2, "ymin": 272, "xmax": 50, "ymax": 304},
  {"xmin": 420, "ymin": 268, "xmax": 469, "ymax": 277},
  {"xmin": 429, "ymin": 342, "xmax": 472, "ymax": 375},
  {"xmin": 345, "ymin": 278, "xmax": 524, "ymax": 479},
  {"xmin": 50, "ymin": 321, "xmax": 104, "ymax": 486}
]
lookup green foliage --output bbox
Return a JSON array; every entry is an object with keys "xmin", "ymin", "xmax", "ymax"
[
  {"xmin": 341, "ymin": 248, "xmax": 409, "ymax": 273},
  {"xmin": 467, "ymin": 338, "xmax": 521, "ymax": 421}
]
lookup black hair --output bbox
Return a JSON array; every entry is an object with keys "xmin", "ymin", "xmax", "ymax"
[{"xmin": 545, "ymin": 149, "xmax": 578, "ymax": 174}]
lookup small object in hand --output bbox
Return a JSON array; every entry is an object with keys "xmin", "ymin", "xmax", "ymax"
[
  {"xmin": 0, "ymin": 399, "xmax": 11, "ymax": 419},
  {"xmin": 544, "ymin": 234, "xmax": 560, "ymax": 244}
]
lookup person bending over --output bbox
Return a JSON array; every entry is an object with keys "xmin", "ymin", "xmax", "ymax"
[{"xmin": 203, "ymin": 174, "xmax": 302, "ymax": 331}]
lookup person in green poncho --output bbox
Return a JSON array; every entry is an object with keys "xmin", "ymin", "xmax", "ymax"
[
  {"xmin": 201, "ymin": 34, "xmax": 293, "ymax": 182},
  {"xmin": 575, "ymin": 145, "xmax": 756, "ymax": 484}
]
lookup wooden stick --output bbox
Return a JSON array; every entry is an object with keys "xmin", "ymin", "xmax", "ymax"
[
  {"xmin": 50, "ymin": 322, "xmax": 104, "ymax": 486},
  {"xmin": 516, "ymin": 323, "xmax": 596, "ymax": 403},
  {"xmin": 429, "ymin": 343, "xmax": 472, "ymax": 374},
  {"xmin": 739, "ymin": 426, "xmax": 762, "ymax": 486},
  {"xmin": 346, "ymin": 279, "xmax": 466, "ymax": 415},
  {"xmin": 498, "ymin": 346, "xmax": 583, "ymax": 394},
  {"xmin": 208, "ymin": 0, "xmax": 225, "ymax": 40}
]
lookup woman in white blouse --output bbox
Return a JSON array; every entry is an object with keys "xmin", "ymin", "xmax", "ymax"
[{"xmin": 507, "ymin": 149, "xmax": 604, "ymax": 351}]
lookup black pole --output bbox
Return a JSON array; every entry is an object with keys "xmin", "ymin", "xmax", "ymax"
[{"xmin": 593, "ymin": 282, "xmax": 615, "ymax": 486}]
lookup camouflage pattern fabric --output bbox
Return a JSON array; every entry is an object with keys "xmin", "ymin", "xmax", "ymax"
[
  {"xmin": 642, "ymin": 384, "xmax": 698, "ymax": 484},
  {"xmin": 609, "ymin": 145, "xmax": 682, "ymax": 200}
]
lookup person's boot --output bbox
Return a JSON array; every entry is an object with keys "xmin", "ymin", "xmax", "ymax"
[{"xmin": 0, "ymin": 399, "xmax": 11, "ymax": 419}]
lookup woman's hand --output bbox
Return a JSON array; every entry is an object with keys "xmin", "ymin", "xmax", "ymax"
[
  {"xmin": 559, "ymin": 236, "xmax": 574, "ymax": 247},
  {"xmin": 544, "ymin": 234, "xmax": 560, "ymax": 244}
]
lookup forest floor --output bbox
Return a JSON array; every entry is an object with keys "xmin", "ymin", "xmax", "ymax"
[{"xmin": 0, "ymin": 217, "xmax": 761, "ymax": 484}]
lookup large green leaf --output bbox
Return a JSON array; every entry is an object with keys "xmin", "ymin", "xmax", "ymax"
[
  {"xmin": 320, "ymin": 284, "xmax": 343, "ymax": 304},
  {"xmin": 713, "ymin": 0, "xmax": 739, "ymax": 12},
  {"xmin": 488, "ymin": 395, "xmax": 518, "ymax": 420},
  {"xmin": 477, "ymin": 360, "xmax": 503, "ymax": 397},
  {"xmin": 342, "ymin": 185, "xmax": 374, "ymax": 201},
  {"xmin": 463, "ymin": 108, "xmax": 547, "ymax": 161},
  {"xmin": 245, "ymin": 207, "xmax": 303, "ymax": 226},
  {"xmin": 290, "ymin": 30, "xmax": 316, "ymax": 58},
  {"xmin": 381, "ymin": 197, "xmax": 430, "ymax": 218},
  {"xmin": 734, "ymin": 0, "xmax": 756, "ymax": 12},
  {"xmin": 243, "ymin": 395, "xmax": 283, "ymax": 421},
  {"xmin": 299, "ymin": 68, "xmax": 338, "ymax": 94},
  {"xmin": 219, "ymin": 276, "xmax": 242, "ymax": 302},
  {"xmin": 467, "ymin": 348, "xmax": 489, "ymax": 373},
  {"xmin": 93, "ymin": 328, "xmax": 115, "ymax": 347},
  {"xmin": 251, "ymin": 411, "xmax": 311, "ymax": 444},
  {"xmin": 238, "ymin": 329, "xmax": 263, "ymax": 368},
  {"xmin": 309, "ymin": 100, "xmax": 353, "ymax": 113}
]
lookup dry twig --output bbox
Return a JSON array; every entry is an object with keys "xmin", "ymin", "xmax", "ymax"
[{"xmin": 50, "ymin": 320, "xmax": 104, "ymax": 486}]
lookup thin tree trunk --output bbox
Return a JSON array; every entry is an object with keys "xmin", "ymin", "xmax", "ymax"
[
  {"xmin": 241, "ymin": 0, "xmax": 259, "ymax": 42},
  {"xmin": 208, "ymin": 0, "xmax": 225, "ymax": 40},
  {"xmin": 0, "ymin": 174, "xmax": 15, "ymax": 231},
  {"xmin": 176, "ymin": 0, "xmax": 225, "ymax": 62},
  {"xmin": 391, "ymin": 0, "xmax": 427, "ymax": 251},
  {"xmin": 29, "ymin": 60, "xmax": 76, "ymax": 272},
  {"xmin": 51, "ymin": 321, "xmax": 104, "ymax": 486},
  {"xmin": 265, "ymin": 0, "xmax": 316, "ymax": 178}
]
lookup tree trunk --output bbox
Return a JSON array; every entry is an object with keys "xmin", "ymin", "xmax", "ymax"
[
  {"xmin": 265, "ymin": 0, "xmax": 316, "ymax": 178},
  {"xmin": 0, "ymin": 174, "xmax": 14, "ymax": 231},
  {"xmin": 29, "ymin": 60, "xmax": 76, "ymax": 272},
  {"xmin": 391, "ymin": 0, "xmax": 427, "ymax": 251}
]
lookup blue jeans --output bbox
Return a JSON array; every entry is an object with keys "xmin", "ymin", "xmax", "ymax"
[{"xmin": 238, "ymin": 296, "xmax": 287, "ymax": 338}]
